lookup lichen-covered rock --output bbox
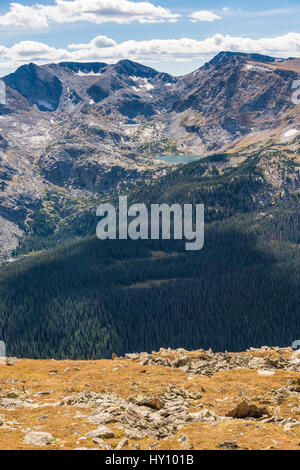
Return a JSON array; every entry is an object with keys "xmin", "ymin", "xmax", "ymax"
[
  {"xmin": 86, "ymin": 426, "xmax": 114, "ymax": 439},
  {"xmin": 24, "ymin": 431, "xmax": 55, "ymax": 447}
]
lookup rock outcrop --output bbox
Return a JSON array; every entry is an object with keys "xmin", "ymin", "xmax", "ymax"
[{"xmin": 123, "ymin": 346, "xmax": 300, "ymax": 376}]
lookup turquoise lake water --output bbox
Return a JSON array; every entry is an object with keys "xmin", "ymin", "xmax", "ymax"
[{"xmin": 154, "ymin": 155, "xmax": 204, "ymax": 164}]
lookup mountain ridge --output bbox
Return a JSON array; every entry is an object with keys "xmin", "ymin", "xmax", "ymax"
[{"xmin": 0, "ymin": 51, "xmax": 298, "ymax": 263}]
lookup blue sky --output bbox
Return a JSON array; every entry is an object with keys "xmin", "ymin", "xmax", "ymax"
[{"xmin": 0, "ymin": 0, "xmax": 299, "ymax": 76}]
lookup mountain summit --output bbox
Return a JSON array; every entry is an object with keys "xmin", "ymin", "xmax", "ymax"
[{"xmin": 0, "ymin": 51, "xmax": 299, "ymax": 262}]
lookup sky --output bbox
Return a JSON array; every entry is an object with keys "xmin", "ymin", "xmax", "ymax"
[{"xmin": 0, "ymin": 0, "xmax": 299, "ymax": 76}]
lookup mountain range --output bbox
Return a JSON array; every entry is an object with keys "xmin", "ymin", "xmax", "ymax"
[
  {"xmin": 0, "ymin": 51, "xmax": 299, "ymax": 358},
  {"xmin": 0, "ymin": 51, "xmax": 299, "ymax": 262}
]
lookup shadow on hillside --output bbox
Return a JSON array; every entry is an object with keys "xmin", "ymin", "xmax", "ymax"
[{"xmin": 0, "ymin": 226, "xmax": 299, "ymax": 358}]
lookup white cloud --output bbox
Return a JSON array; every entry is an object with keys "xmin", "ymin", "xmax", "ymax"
[
  {"xmin": 66, "ymin": 32, "xmax": 300, "ymax": 61},
  {"xmin": 9, "ymin": 41, "xmax": 69, "ymax": 60},
  {"xmin": 0, "ymin": 32, "xmax": 300, "ymax": 76},
  {"xmin": 0, "ymin": 0, "xmax": 180, "ymax": 28},
  {"xmin": 68, "ymin": 36, "xmax": 117, "ymax": 50},
  {"xmin": 190, "ymin": 10, "xmax": 221, "ymax": 23},
  {"xmin": 219, "ymin": 7, "xmax": 300, "ymax": 18},
  {"xmin": 0, "ymin": 4, "xmax": 48, "ymax": 28}
]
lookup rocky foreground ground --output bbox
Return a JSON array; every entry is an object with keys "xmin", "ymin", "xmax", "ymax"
[{"xmin": 0, "ymin": 347, "xmax": 299, "ymax": 450}]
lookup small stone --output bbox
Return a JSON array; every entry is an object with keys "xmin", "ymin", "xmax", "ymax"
[
  {"xmin": 248, "ymin": 357, "xmax": 267, "ymax": 369},
  {"xmin": 93, "ymin": 438, "xmax": 112, "ymax": 449},
  {"xmin": 217, "ymin": 441, "xmax": 247, "ymax": 450},
  {"xmin": 86, "ymin": 425, "xmax": 114, "ymax": 439},
  {"xmin": 227, "ymin": 401, "xmax": 269, "ymax": 419},
  {"xmin": 177, "ymin": 434, "xmax": 188, "ymax": 443},
  {"xmin": 189, "ymin": 409, "xmax": 216, "ymax": 422},
  {"xmin": 125, "ymin": 429, "xmax": 142, "ymax": 440},
  {"xmin": 284, "ymin": 422, "xmax": 300, "ymax": 432},
  {"xmin": 131, "ymin": 444, "xmax": 140, "ymax": 450},
  {"xmin": 5, "ymin": 391, "xmax": 18, "ymax": 399},
  {"xmin": 136, "ymin": 396, "xmax": 164, "ymax": 410},
  {"xmin": 115, "ymin": 437, "xmax": 129, "ymax": 450},
  {"xmin": 24, "ymin": 431, "xmax": 55, "ymax": 447},
  {"xmin": 38, "ymin": 415, "xmax": 49, "ymax": 422},
  {"xmin": 176, "ymin": 356, "xmax": 190, "ymax": 368}
]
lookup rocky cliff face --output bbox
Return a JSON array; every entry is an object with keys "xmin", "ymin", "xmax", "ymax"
[
  {"xmin": 171, "ymin": 52, "xmax": 299, "ymax": 151},
  {"xmin": 0, "ymin": 52, "xmax": 298, "ymax": 261},
  {"xmin": 4, "ymin": 63, "xmax": 63, "ymax": 112}
]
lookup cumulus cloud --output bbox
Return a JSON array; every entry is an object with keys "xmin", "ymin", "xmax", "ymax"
[
  {"xmin": 67, "ymin": 32, "xmax": 300, "ymax": 61},
  {"xmin": 0, "ymin": 33, "xmax": 299, "ymax": 75},
  {"xmin": 190, "ymin": 10, "xmax": 221, "ymax": 23},
  {"xmin": 68, "ymin": 36, "xmax": 117, "ymax": 50},
  {"xmin": 0, "ymin": 0, "xmax": 180, "ymax": 28},
  {"xmin": 8, "ymin": 41, "xmax": 69, "ymax": 60},
  {"xmin": 0, "ymin": 4, "xmax": 49, "ymax": 28}
]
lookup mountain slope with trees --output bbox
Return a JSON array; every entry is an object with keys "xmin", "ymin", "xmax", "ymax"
[{"xmin": 0, "ymin": 139, "xmax": 300, "ymax": 358}]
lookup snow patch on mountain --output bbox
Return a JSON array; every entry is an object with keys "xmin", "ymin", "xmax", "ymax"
[
  {"xmin": 244, "ymin": 64, "xmax": 273, "ymax": 73},
  {"xmin": 284, "ymin": 129, "xmax": 298, "ymax": 138},
  {"xmin": 76, "ymin": 71, "xmax": 103, "ymax": 77},
  {"xmin": 130, "ymin": 77, "xmax": 154, "ymax": 91}
]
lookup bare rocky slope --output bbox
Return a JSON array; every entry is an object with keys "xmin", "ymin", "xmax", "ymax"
[
  {"xmin": 0, "ymin": 52, "xmax": 299, "ymax": 262},
  {"xmin": 0, "ymin": 346, "xmax": 299, "ymax": 450}
]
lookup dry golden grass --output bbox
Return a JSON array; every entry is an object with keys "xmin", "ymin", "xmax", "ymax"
[
  {"xmin": 0, "ymin": 351, "xmax": 299, "ymax": 450},
  {"xmin": 265, "ymin": 59, "xmax": 300, "ymax": 74}
]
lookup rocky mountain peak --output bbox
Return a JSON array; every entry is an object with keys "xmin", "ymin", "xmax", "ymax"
[
  {"xmin": 114, "ymin": 59, "xmax": 158, "ymax": 78},
  {"xmin": 207, "ymin": 51, "xmax": 278, "ymax": 67},
  {"xmin": 3, "ymin": 62, "xmax": 62, "ymax": 112}
]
